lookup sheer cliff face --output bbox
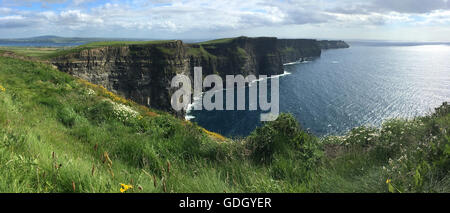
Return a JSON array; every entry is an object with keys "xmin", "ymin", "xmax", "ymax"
[
  {"xmin": 188, "ymin": 37, "xmax": 284, "ymax": 78},
  {"xmin": 277, "ymin": 39, "xmax": 321, "ymax": 63},
  {"xmin": 318, "ymin": 40, "xmax": 350, "ymax": 49},
  {"xmin": 52, "ymin": 41, "xmax": 190, "ymax": 116},
  {"xmin": 51, "ymin": 37, "xmax": 348, "ymax": 116}
]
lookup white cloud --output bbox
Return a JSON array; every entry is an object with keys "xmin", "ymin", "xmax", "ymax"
[
  {"xmin": 0, "ymin": 7, "xmax": 13, "ymax": 15},
  {"xmin": 0, "ymin": 15, "xmax": 34, "ymax": 28},
  {"xmin": 0, "ymin": 0, "xmax": 450, "ymax": 40},
  {"xmin": 373, "ymin": 0, "xmax": 449, "ymax": 13},
  {"xmin": 415, "ymin": 10, "xmax": 450, "ymax": 25}
]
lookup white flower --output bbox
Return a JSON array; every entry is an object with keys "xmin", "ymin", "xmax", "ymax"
[
  {"xmin": 105, "ymin": 100, "xmax": 139, "ymax": 121},
  {"xmin": 87, "ymin": 89, "xmax": 95, "ymax": 96}
]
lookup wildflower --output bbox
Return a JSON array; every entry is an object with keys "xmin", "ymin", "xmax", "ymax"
[
  {"xmin": 86, "ymin": 88, "xmax": 95, "ymax": 96},
  {"xmin": 120, "ymin": 183, "xmax": 133, "ymax": 193},
  {"xmin": 386, "ymin": 179, "xmax": 391, "ymax": 184},
  {"xmin": 202, "ymin": 128, "xmax": 227, "ymax": 141},
  {"xmin": 105, "ymin": 100, "xmax": 139, "ymax": 122},
  {"xmin": 0, "ymin": 85, "xmax": 5, "ymax": 92}
]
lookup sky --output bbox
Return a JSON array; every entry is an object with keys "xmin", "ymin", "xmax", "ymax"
[{"xmin": 1, "ymin": 0, "xmax": 450, "ymax": 41}]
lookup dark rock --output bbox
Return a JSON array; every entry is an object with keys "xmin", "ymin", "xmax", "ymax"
[
  {"xmin": 317, "ymin": 40, "xmax": 350, "ymax": 49},
  {"xmin": 51, "ymin": 37, "xmax": 349, "ymax": 117}
]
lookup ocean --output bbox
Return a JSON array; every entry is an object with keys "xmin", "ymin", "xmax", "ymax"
[{"xmin": 187, "ymin": 42, "xmax": 450, "ymax": 137}]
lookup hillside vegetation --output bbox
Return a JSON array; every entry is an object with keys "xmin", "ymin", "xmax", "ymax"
[
  {"xmin": 0, "ymin": 47, "xmax": 60, "ymax": 58},
  {"xmin": 0, "ymin": 55, "xmax": 449, "ymax": 192},
  {"xmin": 1, "ymin": 40, "xmax": 176, "ymax": 60}
]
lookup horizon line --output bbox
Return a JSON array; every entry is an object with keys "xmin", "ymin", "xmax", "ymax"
[{"xmin": 1, "ymin": 35, "xmax": 450, "ymax": 43}]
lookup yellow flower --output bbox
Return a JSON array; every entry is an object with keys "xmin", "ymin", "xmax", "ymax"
[
  {"xmin": 120, "ymin": 183, "xmax": 133, "ymax": 193},
  {"xmin": 386, "ymin": 179, "xmax": 391, "ymax": 184},
  {"xmin": 202, "ymin": 128, "xmax": 227, "ymax": 141},
  {"xmin": 0, "ymin": 85, "xmax": 5, "ymax": 92}
]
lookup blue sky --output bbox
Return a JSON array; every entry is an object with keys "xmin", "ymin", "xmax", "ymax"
[{"xmin": 1, "ymin": 0, "xmax": 450, "ymax": 41}]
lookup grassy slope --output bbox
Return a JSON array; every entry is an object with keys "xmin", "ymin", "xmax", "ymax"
[
  {"xmin": 0, "ymin": 56, "xmax": 301, "ymax": 192},
  {"xmin": 0, "ymin": 54, "xmax": 449, "ymax": 193},
  {"xmin": 317, "ymin": 107, "xmax": 450, "ymax": 192},
  {"xmin": 0, "ymin": 47, "xmax": 60, "ymax": 58}
]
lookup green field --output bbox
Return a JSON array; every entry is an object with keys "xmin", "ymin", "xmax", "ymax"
[
  {"xmin": 0, "ymin": 46, "xmax": 61, "ymax": 58},
  {"xmin": 0, "ymin": 54, "xmax": 449, "ymax": 193},
  {"xmin": 1, "ymin": 38, "xmax": 249, "ymax": 60},
  {"xmin": 0, "ymin": 40, "xmax": 176, "ymax": 60},
  {"xmin": 78, "ymin": 40, "xmax": 176, "ymax": 47},
  {"xmin": 196, "ymin": 38, "xmax": 234, "ymax": 45}
]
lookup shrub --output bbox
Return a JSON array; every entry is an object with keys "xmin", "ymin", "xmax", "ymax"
[
  {"xmin": 87, "ymin": 101, "xmax": 114, "ymax": 123},
  {"xmin": 382, "ymin": 102, "xmax": 450, "ymax": 192},
  {"xmin": 434, "ymin": 102, "xmax": 449, "ymax": 117},
  {"xmin": 246, "ymin": 113, "xmax": 299, "ymax": 163},
  {"xmin": 345, "ymin": 126, "xmax": 379, "ymax": 147},
  {"xmin": 152, "ymin": 115, "xmax": 176, "ymax": 139},
  {"xmin": 246, "ymin": 113, "xmax": 323, "ymax": 167},
  {"xmin": 292, "ymin": 132, "xmax": 323, "ymax": 171}
]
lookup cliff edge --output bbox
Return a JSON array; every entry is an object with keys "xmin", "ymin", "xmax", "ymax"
[{"xmin": 51, "ymin": 37, "xmax": 349, "ymax": 116}]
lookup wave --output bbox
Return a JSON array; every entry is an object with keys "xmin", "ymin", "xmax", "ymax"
[
  {"xmin": 248, "ymin": 70, "xmax": 291, "ymax": 86},
  {"xmin": 283, "ymin": 60, "xmax": 312, "ymax": 66},
  {"xmin": 185, "ymin": 94, "xmax": 203, "ymax": 120},
  {"xmin": 284, "ymin": 61, "xmax": 302, "ymax": 65}
]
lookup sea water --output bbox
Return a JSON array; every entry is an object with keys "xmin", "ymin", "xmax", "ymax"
[{"xmin": 187, "ymin": 42, "xmax": 450, "ymax": 137}]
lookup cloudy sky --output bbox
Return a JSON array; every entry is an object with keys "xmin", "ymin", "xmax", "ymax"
[{"xmin": 1, "ymin": 0, "xmax": 450, "ymax": 41}]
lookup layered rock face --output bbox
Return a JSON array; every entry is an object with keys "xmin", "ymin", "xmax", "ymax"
[
  {"xmin": 277, "ymin": 39, "xmax": 322, "ymax": 63},
  {"xmin": 318, "ymin": 40, "xmax": 350, "ymax": 49},
  {"xmin": 188, "ymin": 36, "xmax": 284, "ymax": 78},
  {"xmin": 52, "ymin": 37, "xmax": 349, "ymax": 116},
  {"xmin": 52, "ymin": 41, "xmax": 189, "ymax": 116}
]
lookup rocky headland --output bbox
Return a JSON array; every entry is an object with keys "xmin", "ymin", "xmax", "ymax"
[{"xmin": 51, "ymin": 37, "xmax": 349, "ymax": 116}]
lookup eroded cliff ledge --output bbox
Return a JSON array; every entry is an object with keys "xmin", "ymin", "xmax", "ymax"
[{"xmin": 51, "ymin": 37, "xmax": 349, "ymax": 116}]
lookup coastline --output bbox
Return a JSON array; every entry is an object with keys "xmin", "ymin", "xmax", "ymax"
[{"xmin": 185, "ymin": 70, "xmax": 293, "ymax": 121}]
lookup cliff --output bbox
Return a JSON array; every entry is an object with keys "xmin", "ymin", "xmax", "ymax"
[
  {"xmin": 51, "ymin": 40, "xmax": 190, "ymax": 117},
  {"xmin": 277, "ymin": 39, "xmax": 321, "ymax": 63},
  {"xmin": 51, "ymin": 37, "xmax": 349, "ymax": 116},
  {"xmin": 187, "ymin": 36, "xmax": 284, "ymax": 77},
  {"xmin": 317, "ymin": 40, "xmax": 350, "ymax": 49}
]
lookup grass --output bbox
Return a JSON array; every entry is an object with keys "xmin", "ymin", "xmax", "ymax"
[
  {"xmin": 0, "ymin": 56, "xmax": 296, "ymax": 192},
  {"xmin": 185, "ymin": 45, "xmax": 218, "ymax": 60},
  {"xmin": 196, "ymin": 38, "xmax": 234, "ymax": 45},
  {"xmin": 78, "ymin": 40, "xmax": 176, "ymax": 48},
  {"xmin": 0, "ymin": 55, "xmax": 449, "ymax": 193},
  {"xmin": 37, "ymin": 40, "xmax": 177, "ymax": 59},
  {"xmin": 0, "ymin": 46, "xmax": 61, "ymax": 58},
  {"xmin": 0, "ymin": 38, "xmax": 240, "ymax": 61},
  {"xmin": 1, "ymin": 40, "xmax": 178, "ymax": 60}
]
